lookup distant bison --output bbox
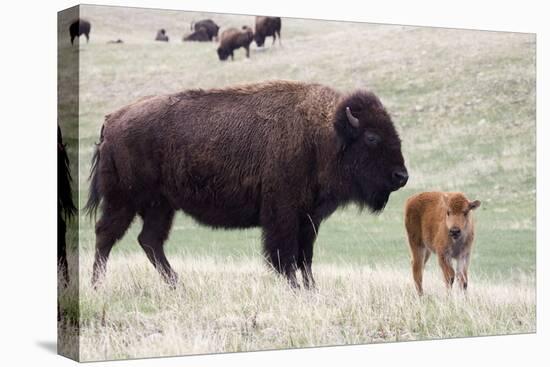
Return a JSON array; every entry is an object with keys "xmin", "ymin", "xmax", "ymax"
[
  {"xmin": 183, "ymin": 27, "xmax": 210, "ymax": 42},
  {"xmin": 254, "ymin": 16, "xmax": 281, "ymax": 47},
  {"xmin": 190, "ymin": 19, "xmax": 219, "ymax": 41},
  {"xmin": 86, "ymin": 81, "xmax": 408, "ymax": 289},
  {"xmin": 155, "ymin": 29, "xmax": 169, "ymax": 42},
  {"xmin": 69, "ymin": 18, "xmax": 91, "ymax": 45},
  {"xmin": 217, "ymin": 26, "xmax": 254, "ymax": 61},
  {"xmin": 405, "ymin": 192, "xmax": 481, "ymax": 295}
]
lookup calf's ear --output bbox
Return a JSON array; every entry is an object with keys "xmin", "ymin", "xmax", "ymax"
[{"xmin": 468, "ymin": 200, "xmax": 481, "ymax": 210}]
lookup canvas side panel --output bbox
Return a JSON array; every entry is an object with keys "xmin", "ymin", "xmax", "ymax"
[{"xmin": 57, "ymin": 4, "xmax": 80, "ymax": 362}]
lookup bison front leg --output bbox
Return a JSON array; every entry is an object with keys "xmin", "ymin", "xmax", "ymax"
[
  {"xmin": 437, "ymin": 252, "xmax": 455, "ymax": 290},
  {"xmin": 261, "ymin": 206, "xmax": 301, "ymax": 288},
  {"xmin": 457, "ymin": 252, "xmax": 470, "ymax": 291},
  {"xmin": 298, "ymin": 215, "xmax": 319, "ymax": 290}
]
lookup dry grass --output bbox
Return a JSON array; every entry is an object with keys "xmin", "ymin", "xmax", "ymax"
[{"xmin": 59, "ymin": 254, "xmax": 535, "ymax": 361}]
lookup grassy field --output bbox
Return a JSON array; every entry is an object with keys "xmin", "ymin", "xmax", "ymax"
[{"xmin": 58, "ymin": 5, "xmax": 535, "ymax": 361}]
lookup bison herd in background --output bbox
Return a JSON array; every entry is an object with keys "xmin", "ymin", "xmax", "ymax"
[
  {"xmin": 60, "ymin": 15, "xmax": 482, "ymax": 296},
  {"xmin": 69, "ymin": 16, "xmax": 281, "ymax": 61}
]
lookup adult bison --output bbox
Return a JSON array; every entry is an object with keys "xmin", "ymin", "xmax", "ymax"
[
  {"xmin": 183, "ymin": 27, "xmax": 210, "ymax": 42},
  {"xmin": 190, "ymin": 19, "xmax": 219, "ymax": 41},
  {"xmin": 217, "ymin": 26, "xmax": 254, "ymax": 60},
  {"xmin": 58, "ymin": 126, "xmax": 76, "ymax": 284},
  {"xmin": 86, "ymin": 81, "xmax": 408, "ymax": 289},
  {"xmin": 254, "ymin": 16, "xmax": 281, "ymax": 47},
  {"xmin": 69, "ymin": 18, "xmax": 91, "ymax": 45}
]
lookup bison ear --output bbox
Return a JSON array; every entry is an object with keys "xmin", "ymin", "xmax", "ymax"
[{"xmin": 469, "ymin": 200, "xmax": 481, "ymax": 210}]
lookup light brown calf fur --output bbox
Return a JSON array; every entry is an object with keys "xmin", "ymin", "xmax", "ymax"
[{"xmin": 405, "ymin": 192, "xmax": 480, "ymax": 295}]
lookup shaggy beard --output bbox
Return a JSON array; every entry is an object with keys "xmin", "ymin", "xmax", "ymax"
[{"xmin": 357, "ymin": 189, "xmax": 391, "ymax": 214}]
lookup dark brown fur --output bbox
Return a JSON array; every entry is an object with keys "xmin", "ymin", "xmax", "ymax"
[
  {"xmin": 217, "ymin": 27, "xmax": 254, "ymax": 61},
  {"xmin": 190, "ymin": 19, "xmax": 219, "ymax": 41},
  {"xmin": 254, "ymin": 16, "xmax": 281, "ymax": 47},
  {"xmin": 183, "ymin": 26, "xmax": 210, "ymax": 42},
  {"xmin": 58, "ymin": 126, "xmax": 76, "ymax": 284},
  {"xmin": 69, "ymin": 18, "xmax": 91, "ymax": 45},
  {"xmin": 86, "ymin": 81, "xmax": 408, "ymax": 288}
]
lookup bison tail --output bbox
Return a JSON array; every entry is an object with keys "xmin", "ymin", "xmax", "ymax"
[
  {"xmin": 85, "ymin": 124, "xmax": 106, "ymax": 218},
  {"xmin": 84, "ymin": 144, "xmax": 102, "ymax": 218}
]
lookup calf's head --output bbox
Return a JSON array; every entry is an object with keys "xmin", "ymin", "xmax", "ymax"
[
  {"xmin": 333, "ymin": 91, "xmax": 408, "ymax": 212},
  {"xmin": 445, "ymin": 194, "xmax": 481, "ymax": 241}
]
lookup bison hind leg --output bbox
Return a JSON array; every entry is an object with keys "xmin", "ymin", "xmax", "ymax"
[
  {"xmin": 137, "ymin": 200, "xmax": 177, "ymax": 287},
  {"xmin": 92, "ymin": 203, "xmax": 136, "ymax": 288}
]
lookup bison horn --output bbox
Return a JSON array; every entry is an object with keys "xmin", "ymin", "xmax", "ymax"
[{"xmin": 346, "ymin": 107, "xmax": 360, "ymax": 128}]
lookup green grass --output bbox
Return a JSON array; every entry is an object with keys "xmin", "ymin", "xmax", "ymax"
[{"xmin": 58, "ymin": 5, "xmax": 535, "ymax": 361}]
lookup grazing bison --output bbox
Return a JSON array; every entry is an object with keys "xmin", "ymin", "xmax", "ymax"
[
  {"xmin": 69, "ymin": 18, "xmax": 91, "ymax": 45},
  {"xmin": 254, "ymin": 16, "xmax": 281, "ymax": 47},
  {"xmin": 183, "ymin": 26, "xmax": 210, "ymax": 42},
  {"xmin": 190, "ymin": 19, "xmax": 219, "ymax": 41},
  {"xmin": 86, "ymin": 80, "xmax": 408, "ymax": 289},
  {"xmin": 58, "ymin": 126, "xmax": 76, "ymax": 284},
  {"xmin": 405, "ymin": 192, "xmax": 481, "ymax": 295},
  {"xmin": 155, "ymin": 29, "xmax": 169, "ymax": 42},
  {"xmin": 217, "ymin": 26, "xmax": 254, "ymax": 61}
]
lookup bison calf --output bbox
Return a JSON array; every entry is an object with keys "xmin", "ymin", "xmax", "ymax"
[
  {"xmin": 405, "ymin": 192, "xmax": 481, "ymax": 295},
  {"xmin": 217, "ymin": 27, "xmax": 254, "ymax": 61}
]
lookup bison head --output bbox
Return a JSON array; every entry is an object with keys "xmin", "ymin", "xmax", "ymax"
[
  {"xmin": 444, "ymin": 194, "xmax": 480, "ymax": 242},
  {"xmin": 217, "ymin": 47, "xmax": 230, "ymax": 61},
  {"xmin": 333, "ymin": 91, "xmax": 408, "ymax": 212},
  {"xmin": 254, "ymin": 33, "xmax": 266, "ymax": 47}
]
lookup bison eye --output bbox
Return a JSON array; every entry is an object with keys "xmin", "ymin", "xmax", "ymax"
[
  {"xmin": 447, "ymin": 210, "xmax": 450, "ymax": 216},
  {"xmin": 365, "ymin": 133, "xmax": 380, "ymax": 146}
]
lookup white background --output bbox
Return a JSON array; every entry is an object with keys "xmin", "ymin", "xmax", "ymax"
[{"xmin": 0, "ymin": 0, "xmax": 547, "ymax": 365}]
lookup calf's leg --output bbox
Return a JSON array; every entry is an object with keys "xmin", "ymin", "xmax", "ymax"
[
  {"xmin": 437, "ymin": 252, "xmax": 455, "ymax": 290},
  {"xmin": 410, "ymin": 245, "xmax": 427, "ymax": 295},
  {"xmin": 406, "ymin": 227, "xmax": 426, "ymax": 295},
  {"xmin": 457, "ymin": 252, "xmax": 470, "ymax": 291}
]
